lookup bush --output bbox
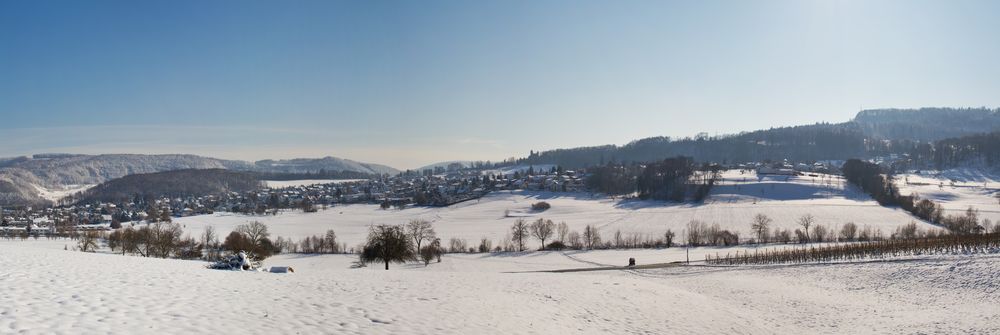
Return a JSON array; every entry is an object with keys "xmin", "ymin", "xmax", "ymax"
[
  {"xmin": 531, "ymin": 202, "xmax": 551, "ymax": 211},
  {"xmin": 477, "ymin": 238, "xmax": 493, "ymax": 253},
  {"xmin": 419, "ymin": 244, "xmax": 440, "ymax": 266},
  {"xmin": 545, "ymin": 241, "xmax": 567, "ymax": 250}
]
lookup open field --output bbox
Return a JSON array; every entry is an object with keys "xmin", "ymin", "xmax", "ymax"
[
  {"xmin": 176, "ymin": 171, "xmax": 944, "ymax": 249},
  {"xmin": 896, "ymin": 169, "xmax": 1000, "ymax": 223},
  {"xmin": 1, "ymin": 239, "xmax": 997, "ymax": 334}
]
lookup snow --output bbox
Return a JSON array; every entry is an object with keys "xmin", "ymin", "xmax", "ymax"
[
  {"xmin": 32, "ymin": 184, "xmax": 94, "ymax": 202},
  {"xmin": 178, "ymin": 171, "xmax": 938, "ymax": 249},
  {"xmin": 1, "ymin": 239, "xmax": 996, "ymax": 334},
  {"xmin": 264, "ymin": 179, "xmax": 366, "ymax": 188},
  {"xmin": 896, "ymin": 169, "xmax": 1000, "ymax": 223}
]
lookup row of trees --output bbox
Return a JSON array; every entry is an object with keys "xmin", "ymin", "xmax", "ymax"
[
  {"xmin": 102, "ymin": 221, "xmax": 280, "ymax": 263},
  {"xmin": 843, "ymin": 159, "xmax": 993, "ymax": 235},
  {"xmin": 105, "ymin": 222, "xmax": 199, "ymax": 258}
]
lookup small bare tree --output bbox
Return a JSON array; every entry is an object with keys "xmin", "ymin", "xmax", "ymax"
[
  {"xmin": 419, "ymin": 243, "xmax": 440, "ymax": 266},
  {"xmin": 530, "ymin": 219, "xmax": 555, "ymax": 250},
  {"xmin": 664, "ymin": 229, "xmax": 675, "ymax": 247},
  {"xmin": 751, "ymin": 214, "xmax": 772, "ymax": 244},
  {"xmin": 511, "ymin": 219, "xmax": 529, "ymax": 251},
  {"xmin": 582, "ymin": 225, "xmax": 601, "ymax": 249},
  {"xmin": 406, "ymin": 219, "xmax": 435, "ymax": 252},
  {"xmin": 567, "ymin": 231, "xmax": 582, "ymax": 249},
  {"xmin": 78, "ymin": 231, "xmax": 99, "ymax": 252},
  {"xmin": 325, "ymin": 229, "xmax": 339, "ymax": 253},
  {"xmin": 840, "ymin": 222, "xmax": 858, "ymax": 241},
  {"xmin": 557, "ymin": 221, "xmax": 569, "ymax": 243},
  {"xmin": 797, "ymin": 214, "xmax": 814, "ymax": 243},
  {"xmin": 238, "ymin": 221, "xmax": 270, "ymax": 247}
]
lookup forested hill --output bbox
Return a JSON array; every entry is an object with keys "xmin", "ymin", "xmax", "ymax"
[
  {"xmin": 518, "ymin": 123, "xmax": 866, "ymax": 168},
  {"xmin": 0, "ymin": 154, "xmax": 397, "ymax": 207},
  {"xmin": 854, "ymin": 107, "xmax": 1000, "ymax": 141},
  {"xmin": 70, "ymin": 169, "xmax": 264, "ymax": 204},
  {"xmin": 517, "ymin": 108, "xmax": 1000, "ymax": 169}
]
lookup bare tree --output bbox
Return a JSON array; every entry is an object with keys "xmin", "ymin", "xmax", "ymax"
[
  {"xmin": 78, "ymin": 231, "xmax": 99, "ymax": 252},
  {"xmin": 840, "ymin": 222, "xmax": 858, "ymax": 241},
  {"xmin": 406, "ymin": 219, "xmax": 436, "ymax": 252},
  {"xmin": 686, "ymin": 220, "xmax": 707, "ymax": 246},
  {"xmin": 567, "ymin": 231, "xmax": 582, "ymax": 249},
  {"xmin": 664, "ymin": 229, "xmax": 675, "ymax": 247},
  {"xmin": 202, "ymin": 225, "xmax": 217, "ymax": 249},
  {"xmin": 557, "ymin": 221, "xmax": 569, "ymax": 243},
  {"xmin": 419, "ymin": 243, "xmax": 441, "ymax": 266},
  {"xmin": 325, "ymin": 229, "xmax": 339, "ymax": 253},
  {"xmin": 751, "ymin": 214, "xmax": 772, "ymax": 244},
  {"xmin": 511, "ymin": 219, "xmax": 529, "ymax": 251},
  {"xmin": 530, "ymin": 219, "xmax": 555, "ymax": 250},
  {"xmin": 361, "ymin": 224, "xmax": 415, "ymax": 270},
  {"xmin": 797, "ymin": 214, "xmax": 814, "ymax": 243},
  {"xmin": 237, "ymin": 221, "xmax": 270, "ymax": 247},
  {"xmin": 582, "ymin": 225, "xmax": 601, "ymax": 249}
]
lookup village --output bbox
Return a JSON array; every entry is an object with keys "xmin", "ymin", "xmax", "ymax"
[{"xmin": 0, "ymin": 160, "xmax": 850, "ymax": 238}]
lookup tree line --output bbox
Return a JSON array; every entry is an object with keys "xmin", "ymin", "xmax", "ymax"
[
  {"xmin": 586, "ymin": 156, "xmax": 720, "ymax": 201},
  {"xmin": 842, "ymin": 159, "xmax": 992, "ymax": 234}
]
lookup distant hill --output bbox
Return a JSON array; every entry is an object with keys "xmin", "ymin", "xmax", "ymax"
[
  {"xmin": 518, "ymin": 108, "xmax": 1000, "ymax": 168},
  {"xmin": 71, "ymin": 169, "xmax": 263, "ymax": 204},
  {"xmin": 853, "ymin": 107, "xmax": 1000, "ymax": 141},
  {"xmin": 414, "ymin": 161, "xmax": 474, "ymax": 172},
  {"xmin": 250, "ymin": 156, "xmax": 398, "ymax": 175},
  {"xmin": 0, "ymin": 154, "xmax": 398, "ymax": 207}
]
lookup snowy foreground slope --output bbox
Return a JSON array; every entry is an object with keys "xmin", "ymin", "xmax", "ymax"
[
  {"xmin": 1, "ymin": 241, "xmax": 997, "ymax": 334},
  {"xmin": 177, "ymin": 172, "xmax": 944, "ymax": 249}
]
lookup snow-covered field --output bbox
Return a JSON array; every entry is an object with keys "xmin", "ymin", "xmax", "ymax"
[
  {"xmin": 33, "ymin": 184, "xmax": 94, "ymax": 202},
  {"xmin": 178, "ymin": 171, "xmax": 941, "ymax": 249},
  {"xmin": 896, "ymin": 169, "xmax": 1000, "ymax": 223},
  {"xmin": 4, "ymin": 170, "xmax": 998, "ymax": 334},
  {"xmin": 1, "ymin": 239, "xmax": 997, "ymax": 334}
]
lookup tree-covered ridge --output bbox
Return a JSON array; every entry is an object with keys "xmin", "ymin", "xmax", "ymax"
[
  {"xmin": 518, "ymin": 108, "xmax": 1000, "ymax": 169},
  {"xmin": 71, "ymin": 169, "xmax": 264, "ymax": 204}
]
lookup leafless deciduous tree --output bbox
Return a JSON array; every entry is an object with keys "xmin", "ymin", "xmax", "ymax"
[
  {"xmin": 557, "ymin": 222, "xmax": 569, "ymax": 243},
  {"xmin": 406, "ymin": 219, "xmax": 436, "ymax": 252},
  {"xmin": 583, "ymin": 225, "xmax": 601, "ymax": 249},
  {"xmin": 530, "ymin": 219, "xmax": 555, "ymax": 250},
  {"xmin": 511, "ymin": 219, "xmax": 529, "ymax": 251},
  {"xmin": 751, "ymin": 214, "xmax": 772, "ymax": 244},
  {"xmin": 78, "ymin": 231, "xmax": 99, "ymax": 252},
  {"xmin": 798, "ymin": 214, "xmax": 815, "ymax": 243},
  {"xmin": 840, "ymin": 222, "xmax": 858, "ymax": 241}
]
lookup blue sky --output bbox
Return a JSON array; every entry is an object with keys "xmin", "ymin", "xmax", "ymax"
[{"xmin": 2, "ymin": 0, "xmax": 999, "ymax": 169}]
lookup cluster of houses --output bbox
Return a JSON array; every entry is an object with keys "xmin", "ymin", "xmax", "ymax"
[
  {"xmin": 0, "ymin": 165, "xmax": 591, "ymax": 234},
  {"xmin": 745, "ymin": 160, "xmax": 843, "ymax": 176},
  {"xmin": 2, "ymin": 160, "xmax": 847, "ymax": 234}
]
